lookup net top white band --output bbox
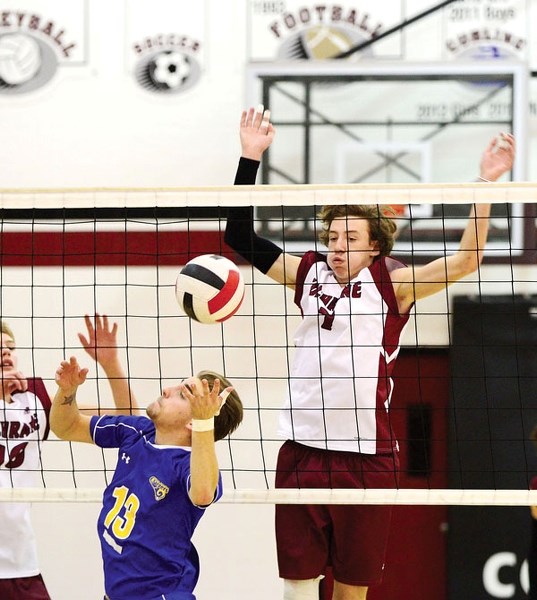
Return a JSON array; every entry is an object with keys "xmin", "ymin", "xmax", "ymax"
[
  {"xmin": 0, "ymin": 182, "xmax": 534, "ymax": 209},
  {"xmin": 3, "ymin": 488, "xmax": 537, "ymax": 506}
]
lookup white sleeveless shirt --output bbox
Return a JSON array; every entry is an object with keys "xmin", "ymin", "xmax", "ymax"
[
  {"xmin": 0, "ymin": 381, "xmax": 50, "ymax": 578},
  {"xmin": 277, "ymin": 252, "xmax": 410, "ymax": 454}
]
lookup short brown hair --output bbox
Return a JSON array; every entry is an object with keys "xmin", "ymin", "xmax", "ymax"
[
  {"xmin": 317, "ymin": 205, "xmax": 398, "ymax": 257},
  {"xmin": 196, "ymin": 370, "xmax": 243, "ymax": 441},
  {"xmin": 0, "ymin": 321, "xmax": 15, "ymax": 342}
]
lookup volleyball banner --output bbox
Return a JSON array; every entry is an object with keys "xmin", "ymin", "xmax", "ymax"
[{"xmin": 0, "ymin": 0, "xmax": 86, "ymax": 94}]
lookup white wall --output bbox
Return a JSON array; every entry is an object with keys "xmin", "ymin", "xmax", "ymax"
[{"xmin": 1, "ymin": 1, "xmax": 537, "ymax": 599}]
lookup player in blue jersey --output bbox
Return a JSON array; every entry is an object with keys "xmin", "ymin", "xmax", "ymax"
[
  {"xmin": 0, "ymin": 314, "xmax": 137, "ymax": 600},
  {"xmin": 50, "ymin": 355, "xmax": 243, "ymax": 600}
]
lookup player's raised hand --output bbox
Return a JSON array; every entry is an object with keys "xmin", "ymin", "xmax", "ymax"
[
  {"xmin": 78, "ymin": 314, "xmax": 119, "ymax": 369},
  {"xmin": 181, "ymin": 378, "xmax": 228, "ymax": 422},
  {"xmin": 479, "ymin": 132, "xmax": 515, "ymax": 182},
  {"xmin": 55, "ymin": 356, "xmax": 88, "ymax": 397},
  {"xmin": 240, "ymin": 105, "xmax": 275, "ymax": 161}
]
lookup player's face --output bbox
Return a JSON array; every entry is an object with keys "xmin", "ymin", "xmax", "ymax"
[
  {"xmin": 147, "ymin": 376, "xmax": 202, "ymax": 427},
  {"xmin": 326, "ymin": 217, "xmax": 379, "ymax": 283},
  {"xmin": 0, "ymin": 333, "xmax": 18, "ymax": 374}
]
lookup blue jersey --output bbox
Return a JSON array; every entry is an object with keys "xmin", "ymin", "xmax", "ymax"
[{"xmin": 90, "ymin": 415, "xmax": 222, "ymax": 600}]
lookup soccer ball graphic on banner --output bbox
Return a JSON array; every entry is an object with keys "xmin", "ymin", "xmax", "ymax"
[
  {"xmin": 175, "ymin": 255, "xmax": 245, "ymax": 324},
  {"xmin": 0, "ymin": 34, "xmax": 41, "ymax": 85},
  {"xmin": 148, "ymin": 50, "xmax": 191, "ymax": 90}
]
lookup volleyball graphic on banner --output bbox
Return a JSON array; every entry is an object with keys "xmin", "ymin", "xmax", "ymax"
[
  {"xmin": 175, "ymin": 254, "xmax": 245, "ymax": 324},
  {"xmin": 0, "ymin": 34, "xmax": 41, "ymax": 85}
]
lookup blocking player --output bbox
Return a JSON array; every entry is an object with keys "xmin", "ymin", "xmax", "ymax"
[{"xmin": 225, "ymin": 107, "xmax": 515, "ymax": 600}]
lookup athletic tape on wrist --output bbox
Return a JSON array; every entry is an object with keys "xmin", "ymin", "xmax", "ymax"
[
  {"xmin": 191, "ymin": 417, "xmax": 214, "ymax": 432},
  {"xmin": 191, "ymin": 391, "xmax": 230, "ymax": 431}
]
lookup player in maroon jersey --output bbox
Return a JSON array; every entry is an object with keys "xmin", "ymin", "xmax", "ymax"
[{"xmin": 226, "ymin": 107, "xmax": 515, "ymax": 600}]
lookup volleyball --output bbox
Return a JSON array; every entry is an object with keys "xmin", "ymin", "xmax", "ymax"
[
  {"xmin": 175, "ymin": 254, "xmax": 245, "ymax": 324},
  {"xmin": 0, "ymin": 34, "xmax": 41, "ymax": 85}
]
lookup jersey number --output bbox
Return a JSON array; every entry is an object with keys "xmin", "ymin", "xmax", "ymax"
[
  {"xmin": 103, "ymin": 485, "xmax": 140, "ymax": 540},
  {"xmin": 0, "ymin": 442, "xmax": 28, "ymax": 469}
]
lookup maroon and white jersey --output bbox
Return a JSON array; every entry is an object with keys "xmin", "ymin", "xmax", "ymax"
[
  {"xmin": 0, "ymin": 379, "xmax": 50, "ymax": 578},
  {"xmin": 277, "ymin": 252, "xmax": 410, "ymax": 454}
]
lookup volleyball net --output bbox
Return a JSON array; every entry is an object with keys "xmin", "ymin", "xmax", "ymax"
[{"xmin": 1, "ymin": 181, "xmax": 536, "ymax": 506}]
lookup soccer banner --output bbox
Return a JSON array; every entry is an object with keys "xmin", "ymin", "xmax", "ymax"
[{"xmin": 125, "ymin": 0, "xmax": 206, "ymax": 95}]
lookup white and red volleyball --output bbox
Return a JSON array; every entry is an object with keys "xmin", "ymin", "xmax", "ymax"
[{"xmin": 175, "ymin": 254, "xmax": 244, "ymax": 324}]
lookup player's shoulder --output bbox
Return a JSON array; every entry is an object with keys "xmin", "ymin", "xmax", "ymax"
[
  {"xmin": 93, "ymin": 414, "xmax": 154, "ymax": 439},
  {"xmin": 299, "ymin": 250, "xmax": 327, "ymax": 272},
  {"xmin": 384, "ymin": 255, "xmax": 408, "ymax": 271}
]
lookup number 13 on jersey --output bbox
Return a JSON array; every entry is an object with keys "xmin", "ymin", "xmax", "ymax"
[{"xmin": 103, "ymin": 485, "xmax": 140, "ymax": 540}]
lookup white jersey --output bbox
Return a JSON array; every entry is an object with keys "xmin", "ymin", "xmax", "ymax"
[
  {"xmin": 277, "ymin": 252, "xmax": 410, "ymax": 455},
  {"xmin": 0, "ymin": 380, "xmax": 50, "ymax": 578}
]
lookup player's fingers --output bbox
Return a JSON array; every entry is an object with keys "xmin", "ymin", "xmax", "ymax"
[
  {"xmin": 240, "ymin": 110, "xmax": 248, "ymax": 128},
  {"xmin": 253, "ymin": 104, "xmax": 264, "ymax": 128},
  {"xmin": 210, "ymin": 378, "xmax": 221, "ymax": 397},
  {"xmin": 77, "ymin": 333, "xmax": 89, "ymax": 349},
  {"xmin": 84, "ymin": 314, "xmax": 94, "ymax": 334},
  {"xmin": 260, "ymin": 109, "xmax": 271, "ymax": 132}
]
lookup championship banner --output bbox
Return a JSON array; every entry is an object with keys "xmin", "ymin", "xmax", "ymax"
[
  {"xmin": 441, "ymin": 0, "xmax": 530, "ymax": 63},
  {"xmin": 247, "ymin": 1, "xmax": 534, "ymax": 65},
  {"xmin": 125, "ymin": 0, "xmax": 206, "ymax": 95}
]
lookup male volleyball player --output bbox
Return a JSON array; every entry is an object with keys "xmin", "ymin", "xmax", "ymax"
[
  {"xmin": 0, "ymin": 315, "xmax": 137, "ymax": 600},
  {"xmin": 51, "ymin": 356, "xmax": 243, "ymax": 600},
  {"xmin": 226, "ymin": 107, "xmax": 515, "ymax": 600}
]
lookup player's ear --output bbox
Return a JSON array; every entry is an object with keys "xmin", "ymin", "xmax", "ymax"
[
  {"xmin": 370, "ymin": 240, "xmax": 381, "ymax": 256},
  {"xmin": 186, "ymin": 420, "xmax": 193, "ymax": 432}
]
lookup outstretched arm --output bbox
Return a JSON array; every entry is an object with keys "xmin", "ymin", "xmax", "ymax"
[
  {"xmin": 51, "ymin": 356, "xmax": 93, "ymax": 443},
  {"xmin": 393, "ymin": 133, "xmax": 515, "ymax": 313},
  {"xmin": 225, "ymin": 106, "xmax": 301, "ymax": 286},
  {"xmin": 78, "ymin": 314, "xmax": 139, "ymax": 415}
]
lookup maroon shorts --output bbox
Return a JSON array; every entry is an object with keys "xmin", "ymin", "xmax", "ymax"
[
  {"xmin": 0, "ymin": 574, "xmax": 50, "ymax": 600},
  {"xmin": 275, "ymin": 440, "xmax": 400, "ymax": 587}
]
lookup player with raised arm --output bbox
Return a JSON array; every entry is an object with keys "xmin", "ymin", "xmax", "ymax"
[
  {"xmin": 225, "ymin": 107, "xmax": 515, "ymax": 600},
  {"xmin": 50, "ymin": 356, "xmax": 243, "ymax": 600},
  {"xmin": 78, "ymin": 313, "xmax": 140, "ymax": 415},
  {"xmin": 0, "ymin": 315, "xmax": 138, "ymax": 600}
]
